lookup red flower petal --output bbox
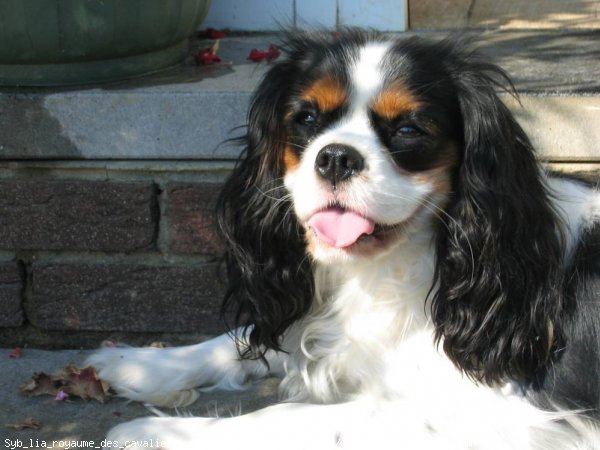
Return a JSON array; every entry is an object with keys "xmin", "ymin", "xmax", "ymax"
[
  {"xmin": 247, "ymin": 48, "xmax": 267, "ymax": 62},
  {"xmin": 8, "ymin": 347, "xmax": 22, "ymax": 359},
  {"xmin": 195, "ymin": 48, "xmax": 222, "ymax": 65},
  {"xmin": 265, "ymin": 45, "xmax": 281, "ymax": 63},
  {"xmin": 195, "ymin": 40, "xmax": 221, "ymax": 65},
  {"xmin": 248, "ymin": 46, "xmax": 281, "ymax": 63},
  {"xmin": 206, "ymin": 28, "xmax": 227, "ymax": 39}
]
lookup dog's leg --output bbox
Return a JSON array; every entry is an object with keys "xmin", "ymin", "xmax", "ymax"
[
  {"xmin": 86, "ymin": 330, "xmax": 285, "ymax": 407},
  {"xmin": 103, "ymin": 399, "xmax": 479, "ymax": 450},
  {"xmin": 104, "ymin": 398, "xmax": 600, "ymax": 450},
  {"xmin": 105, "ymin": 401, "xmax": 370, "ymax": 450}
]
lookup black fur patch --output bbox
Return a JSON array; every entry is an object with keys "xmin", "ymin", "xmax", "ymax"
[{"xmin": 527, "ymin": 221, "xmax": 600, "ymax": 417}]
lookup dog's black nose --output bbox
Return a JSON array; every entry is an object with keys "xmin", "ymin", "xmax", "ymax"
[{"xmin": 315, "ymin": 144, "xmax": 364, "ymax": 185}]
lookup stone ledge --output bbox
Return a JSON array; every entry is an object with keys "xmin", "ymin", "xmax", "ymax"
[
  {"xmin": 505, "ymin": 96, "xmax": 600, "ymax": 162},
  {"xmin": 0, "ymin": 30, "xmax": 598, "ymax": 161},
  {"xmin": 0, "ymin": 325, "xmax": 213, "ymax": 349},
  {"xmin": 410, "ymin": 0, "xmax": 600, "ymax": 30}
]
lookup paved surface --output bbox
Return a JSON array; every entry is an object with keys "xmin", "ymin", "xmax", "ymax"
[
  {"xmin": 0, "ymin": 30, "xmax": 599, "ymax": 161},
  {"xmin": 1, "ymin": 348, "xmax": 279, "ymax": 447}
]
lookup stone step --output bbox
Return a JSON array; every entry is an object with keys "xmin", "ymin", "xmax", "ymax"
[
  {"xmin": 0, "ymin": 29, "xmax": 598, "ymax": 165},
  {"xmin": 411, "ymin": 0, "xmax": 600, "ymax": 30}
]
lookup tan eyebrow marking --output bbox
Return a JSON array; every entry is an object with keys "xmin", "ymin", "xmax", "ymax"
[
  {"xmin": 301, "ymin": 76, "xmax": 347, "ymax": 112},
  {"xmin": 371, "ymin": 83, "xmax": 420, "ymax": 120}
]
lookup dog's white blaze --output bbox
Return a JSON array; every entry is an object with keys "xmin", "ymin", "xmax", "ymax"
[{"xmin": 350, "ymin": 42, "xmax": 391, "ymax": 109}]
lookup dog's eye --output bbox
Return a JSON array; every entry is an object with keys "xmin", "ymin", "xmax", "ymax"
[
  {"xmin": 396, "ymin": 125, "xmax": 422, "ymax": 137},
  {"xmin": 296, "ymin": 112, "xmax": 317, "ymax": 126}
]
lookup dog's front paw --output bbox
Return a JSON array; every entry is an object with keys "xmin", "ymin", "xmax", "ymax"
[{"xmin": 87, "ymin": 346, "xmax": 199, "ymax": 407}]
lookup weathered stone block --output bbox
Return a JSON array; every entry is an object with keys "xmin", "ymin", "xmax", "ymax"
[
  {"xmin": 0, "ymin": 262, "xmax": 23, "ymax": 327},
  {"xmin": 166, "ymin": 183, "xmax": 224, "ymax": 255},
  {"xmin": 29, "ymin": 261, "xmax": 224, "ymax": 333},
  {"xmin": 0, "ymin": 180, "xmax": 157, "ymax": 252}
]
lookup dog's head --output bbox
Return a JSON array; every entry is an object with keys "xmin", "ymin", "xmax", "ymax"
[{"xmin": 218, "ymin": 31, "xmax": 563, "ymax": 384}]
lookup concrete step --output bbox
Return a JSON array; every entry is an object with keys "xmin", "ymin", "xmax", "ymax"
[
  {"xmin": 411, "ymin": 0, "xmax": 600, "ymax": 30},
  {"xmin": 0, "ymin": 348, "xmax": 279, "ymax": 444},
  {"xmin": 0, "ymin": 29, "xmax": 599, "ymax": 168}
]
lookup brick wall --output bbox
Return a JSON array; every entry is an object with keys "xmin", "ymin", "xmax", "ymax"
[
  {"xmin": 1, "ymin": 162, "xmax": 596, "ymax": 349},
  {"xmin": 0, "ymin": 163, "xmax": 230, "ymax": 348}
]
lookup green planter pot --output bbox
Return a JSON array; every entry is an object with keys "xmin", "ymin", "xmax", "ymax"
[{"xmin": 0, "ymin": 0, "xmax": 211, "ymax": 86}]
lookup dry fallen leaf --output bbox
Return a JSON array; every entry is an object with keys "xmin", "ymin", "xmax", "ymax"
[
  {"xmin": 149, "ymin": 341, "xmax": 172, "ymax": 348},
  {"xmin": 7, "ymin": 418, "xmax": 41, "ymax": 430},
  {"xmin": 21, "ymin": 372, "xmax": 63, "ymax": 397},
  {"xmin": 100, "ymin": 339, "xmax": 119, "ymax": 348},
  {"xmin": 21, "ymin": 365, "xmax": 110, "ymax": 403},
  {"xmin": 63, "ymin": 366, "xmax": 110, "ymax": 403}
]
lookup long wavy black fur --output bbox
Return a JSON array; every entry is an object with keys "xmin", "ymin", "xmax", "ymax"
[
  {"xmin": 216, "ymin": 44, "xmax": 315, "ymax": 358},
  {"xmin": 430, "ymin": 39, "xmax": 565, "ymax": 385}
]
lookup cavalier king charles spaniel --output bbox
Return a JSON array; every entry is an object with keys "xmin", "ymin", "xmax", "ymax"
[{"xmin": 89, "ymin": 31, "xmax": 600, "ymax": 449}]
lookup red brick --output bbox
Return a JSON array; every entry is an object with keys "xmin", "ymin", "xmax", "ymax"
[
  {"xmin": 166, "ymin": 183, "xmax": 224, "ymax": 255},
  {"xmin": 0, "ymin": 180, "xmax": 157, "ymax": 252},
  {"xmin": 0, "ymin": 261, "xmax": 24, "ymax": 327},
  {"xmin": 29, "ymin": 261, "xmax": 225, "ymax": 333}
]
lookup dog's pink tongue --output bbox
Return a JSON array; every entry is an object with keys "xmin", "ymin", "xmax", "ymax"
[{"xmin": 308, "ymin": 208, "xmax": 375, "ymax": 248}]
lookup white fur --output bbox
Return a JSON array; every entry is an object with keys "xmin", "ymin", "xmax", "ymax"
[
  {"xmin": 87, "ymin": 333, "xmax": 282, "ymax": 407},
  {"xmin": 350, "ymin": 43, "xmax": 392, "ymax": 108},
  {"xmin": 547, "ymin": 176, "xmax": 600, "ymax": 260},
  {"xmin": 87, "ymin": 42, "xmax": 600, "ymax": 449}
]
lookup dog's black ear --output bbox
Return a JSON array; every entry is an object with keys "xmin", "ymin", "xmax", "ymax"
[
  {"xmin": 217, "ymin": 59, "xmax": 314, "ymax": 357},
  {"xmin": 431, "ymin": 42, "xmax": 564, "ymax": 384}
]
